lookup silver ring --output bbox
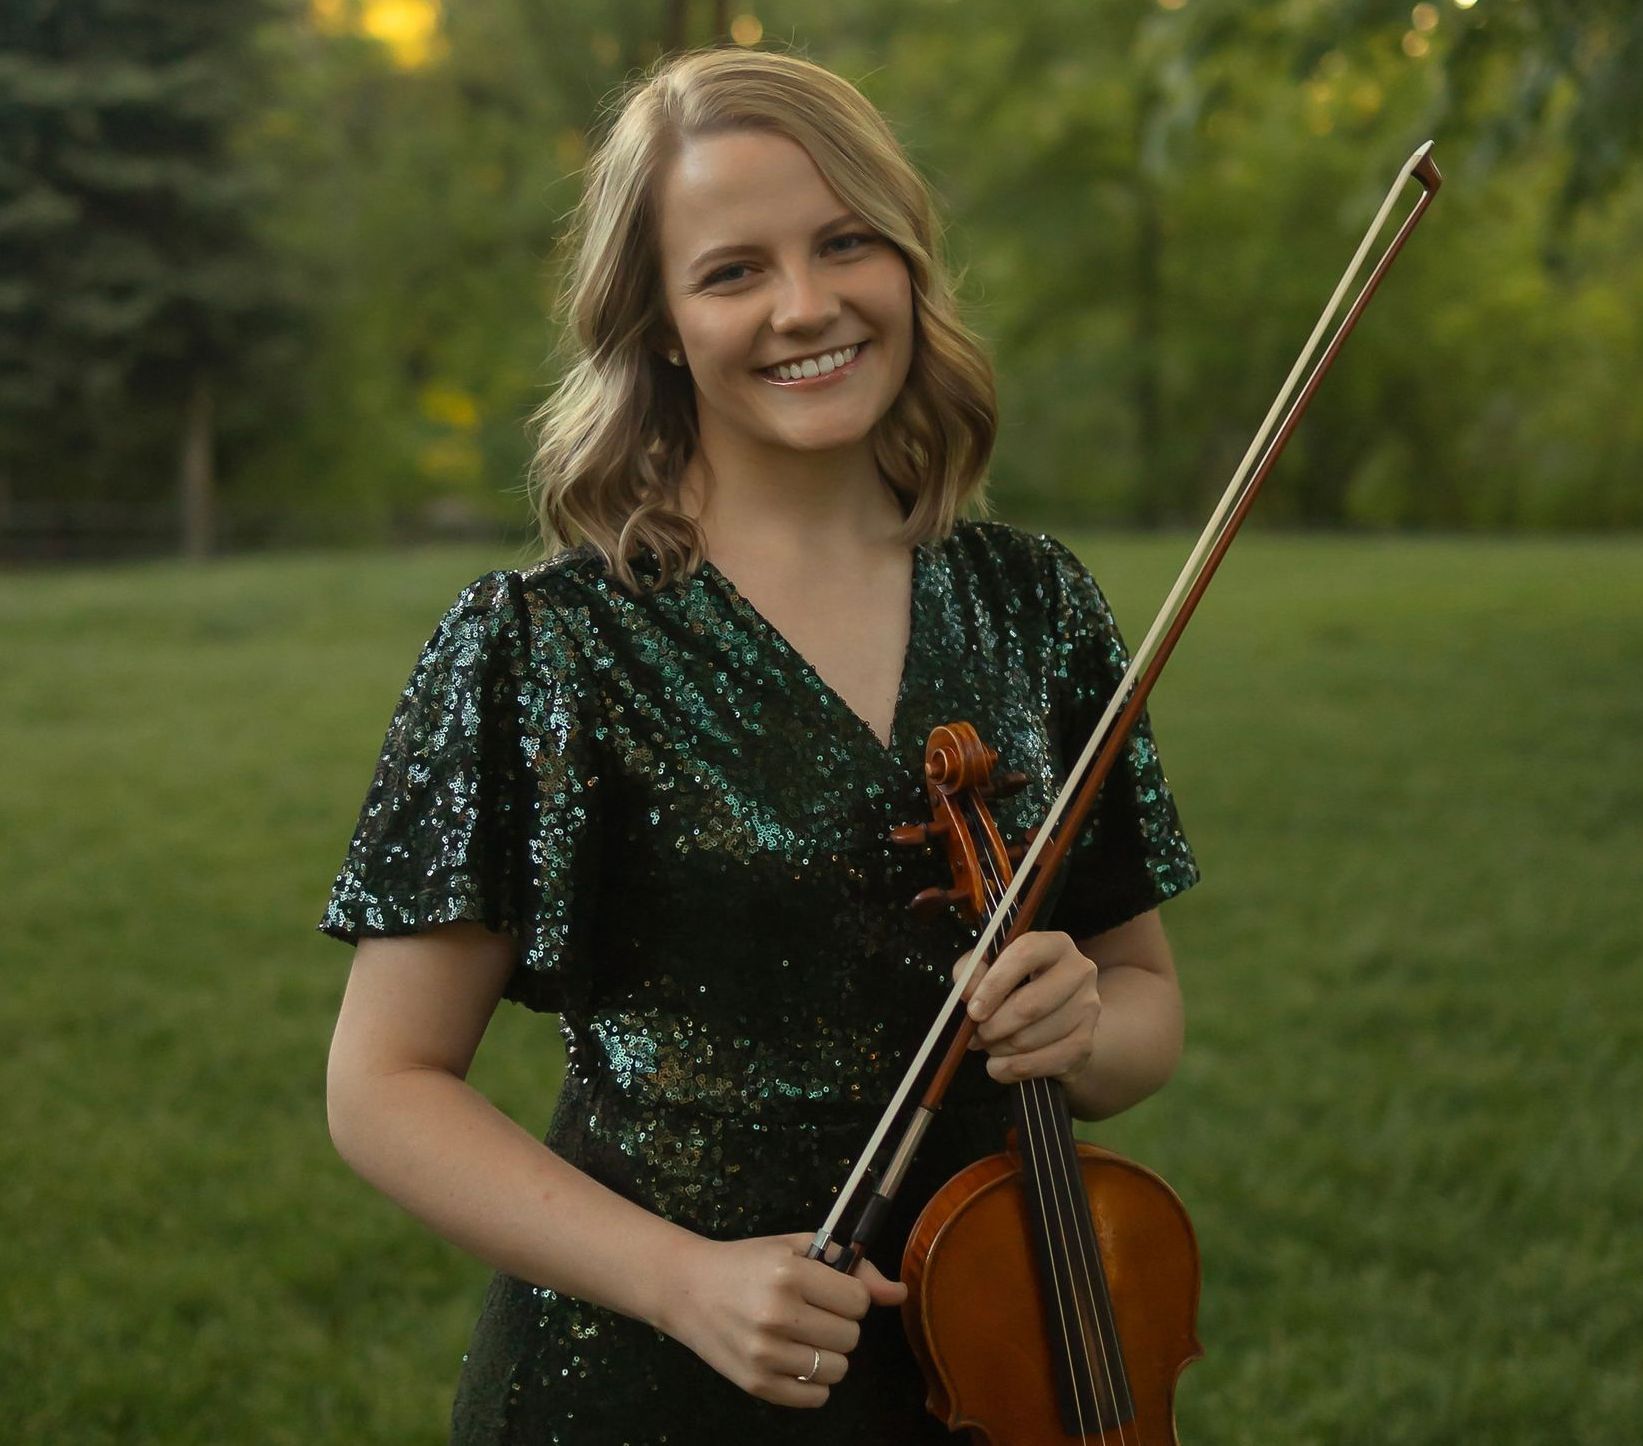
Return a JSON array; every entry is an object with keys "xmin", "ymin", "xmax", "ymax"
[{"xmin": 795, "ymin": 1347, "xmax": 821, "ymax": 1383}]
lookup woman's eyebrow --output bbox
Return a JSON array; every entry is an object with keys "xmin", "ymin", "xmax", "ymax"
[{"xmin": 688, "ymin": 212, "xmax": 859, "ymax": 272}]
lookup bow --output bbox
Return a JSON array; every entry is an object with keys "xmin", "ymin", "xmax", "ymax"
[{"xmin": 810, "ymin": 140, "xmax": 1444, "ymax": 1274}]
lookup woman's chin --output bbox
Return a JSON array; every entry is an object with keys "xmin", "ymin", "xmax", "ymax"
[
  {"xmin": 758, "ymin": 406, "xmax": 887, "ymax": 454},
  {"xmin": 700, "ymin": 392, "xmax": 889, "ymax": 457}
]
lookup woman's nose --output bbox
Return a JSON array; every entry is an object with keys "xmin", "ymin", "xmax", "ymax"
[{"xmin": 769, "ymin": 264, "xmax": 841, "ymax": 334}]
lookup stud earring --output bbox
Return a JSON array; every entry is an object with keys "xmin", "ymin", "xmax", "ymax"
[{"xmin": 667, "ymin": 350, "xmax": 684, "ymax": 367}]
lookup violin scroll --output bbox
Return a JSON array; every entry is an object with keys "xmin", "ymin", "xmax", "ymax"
[{"xmin": 890, "ymin": 721, "xmax": 1034, "ymax": 923}]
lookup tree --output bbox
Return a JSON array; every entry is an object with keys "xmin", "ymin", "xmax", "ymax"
[{"xmin": 0, "ymin": 0, "xmax": 299, "ymax": 558}]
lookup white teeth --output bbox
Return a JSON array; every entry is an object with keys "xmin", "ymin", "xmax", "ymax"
[{"xmin": 771, "ymin": 343, "xmax": 860, "ymax": 381}]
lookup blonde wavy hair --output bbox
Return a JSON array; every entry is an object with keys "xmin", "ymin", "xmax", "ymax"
[{"xmin": 527, "ymin": 45, "xmax": 998, "ymax": 593}]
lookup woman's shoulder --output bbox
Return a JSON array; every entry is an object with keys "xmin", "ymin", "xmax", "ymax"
[
  {"xmin": 938, "ymin": 516, "xmax": 1093, "ymax": 598},
  {"xmin": 402, "ymin": 551, "xmax": 615, "ymax": 700},
  {"xmin": 501, "ymin": 542, "xmax": 607, "ymax": 605},
  {"xmin": 434, "ymin": 546, "xmax": 630, "ymax": 646}
]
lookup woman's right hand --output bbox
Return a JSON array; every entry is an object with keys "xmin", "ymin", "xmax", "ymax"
[{"xmin": 659, "ymin": 1232, "xmax": 908, "ymax": 1407}]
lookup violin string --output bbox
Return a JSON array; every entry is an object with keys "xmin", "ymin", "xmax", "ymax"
[
  {"xmin": 970, "ymin": 833, "xmax": 1095, "ymax": 1443},
  {"xmin": 1027, "ymin": 1072, "xmax": 1128, "ymax": 1443},
  {"xmin": 970, "ymin": 812, "xmax": 1132, "ymax": 1439},
  {"xmin": 976, "ymin": 833, "xmax": 1125, "ymax": 1444},
  {"xmin": 1025, "ymin": 1077, "xmax": 1127, "ymax": 1445},
  {"xmin": 815, "ymin": 145, "xmax": 1437, "ymax": 1257}
]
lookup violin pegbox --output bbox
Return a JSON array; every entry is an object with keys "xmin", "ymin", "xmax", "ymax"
[{"xmin": 889, "ymin": 721, "xmax": 1036, "ymax": 923}]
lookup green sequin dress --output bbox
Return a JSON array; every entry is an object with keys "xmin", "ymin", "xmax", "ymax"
[{"xmin": 318, "ymin": 517, "xmax": 1199, "ymax": 1445}]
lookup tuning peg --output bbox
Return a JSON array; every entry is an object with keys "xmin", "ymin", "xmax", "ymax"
[
  {"xmin": 889, "ymin": 819, "xmax": 946, "ymax": 847},
  {"xmin": 1004, "ymin": 823, "xmax": 1044, "ymax": 865},
  {"xmin": 908, "ymin": 883, "xmax": 969, "ymax": 920},
  {"xmin": 989, "ymin": 768, "xmax": 1030, "ymax": 798}
]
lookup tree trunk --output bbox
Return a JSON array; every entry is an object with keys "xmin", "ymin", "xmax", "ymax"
[{"xmin": 180, "ymin": 369, "xmax": 214, "ymax": 559}]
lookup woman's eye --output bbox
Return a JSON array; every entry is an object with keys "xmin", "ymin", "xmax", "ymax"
[
  {"xmin": 828, "ymin": 232, "xmax": 876, "ymax": 255},
  {"xmin": 700, "ymin": 235, "xmax": 876, "ymax": 289}
]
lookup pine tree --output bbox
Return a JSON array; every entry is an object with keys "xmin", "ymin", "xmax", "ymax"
[{"xmin": 0, "ymin": 0, "xmax": 298, "ymax": 558}]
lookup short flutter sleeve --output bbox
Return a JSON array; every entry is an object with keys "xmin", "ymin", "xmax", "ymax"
[
  {"xmin": 1038, "ymin": 535, "xmax": 1200, "ymax": 940},
  {"xmin": 316, "ymin": 569, "xmax": 601, "ymax": 1014}
]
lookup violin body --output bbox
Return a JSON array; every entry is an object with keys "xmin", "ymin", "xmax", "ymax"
[{"xmin": 902, "ymin": 1138, "xmax": 1201, "ymax": 1444}]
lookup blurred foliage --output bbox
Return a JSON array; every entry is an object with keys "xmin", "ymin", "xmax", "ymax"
[
  {"xmin": 0, "ymin": 0, "xmax": 302, "ymax": 547},
  {"xmin": 2, "ymin": 0, "xmax": 1641, "ymax": 551}
]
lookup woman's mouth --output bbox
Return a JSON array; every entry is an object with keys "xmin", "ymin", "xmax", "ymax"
[{"xmin": 757, "ymin": 341, "xmax": 869, "ymax": 388}]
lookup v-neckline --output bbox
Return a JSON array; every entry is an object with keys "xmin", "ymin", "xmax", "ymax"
[{"xmin": 701, "ymin": 543, "xmax": 927, "ymax": 757}]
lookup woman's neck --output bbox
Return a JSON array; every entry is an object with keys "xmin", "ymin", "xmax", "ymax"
[{"xmin": 677, "ymin": 443, "xmax": 907, "ymax": 571}]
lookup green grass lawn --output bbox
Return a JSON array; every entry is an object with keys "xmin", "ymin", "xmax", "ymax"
[{"xmin": 2, "ymin": 534, "xmax": 1638, "ymax": 1444}]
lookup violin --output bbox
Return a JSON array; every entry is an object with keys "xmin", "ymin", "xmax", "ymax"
[
  {"xmin": 805, "ymin": 143, "xmax": 1443, "ymax": 1442},
  {"xmin": 895, "ymin": 722, "xmax": 1202, "ymax": 1441}
]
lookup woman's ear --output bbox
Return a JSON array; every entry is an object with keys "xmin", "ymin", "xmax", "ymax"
[{"xmin": 649, "ymin": 331, "xmax": 685, "ymax": 367}]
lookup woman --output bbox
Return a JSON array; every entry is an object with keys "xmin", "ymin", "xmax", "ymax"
[{"xmin": 319, "ymin": 46, "xmax": 1199, "ymax": 1445}]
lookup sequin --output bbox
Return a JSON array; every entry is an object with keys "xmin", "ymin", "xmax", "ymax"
[{"xmin": 317, "ymin": 518, "xmax": 1199, "ymax": 1443}]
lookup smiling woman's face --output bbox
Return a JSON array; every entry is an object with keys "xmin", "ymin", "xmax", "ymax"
[{"xmin": 655, "ymin": 128, "xmax": 914, "ymax": 465}]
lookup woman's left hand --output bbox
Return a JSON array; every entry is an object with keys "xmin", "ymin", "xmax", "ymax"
[{"xmin": 950, "ymin": 931, "xmax": 1101, "ymax": 1087}]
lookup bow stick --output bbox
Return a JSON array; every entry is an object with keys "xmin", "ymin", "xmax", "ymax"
[{"xmin": 809, "ymin": 140, "xmax": 1444, "ymax": 1272}]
